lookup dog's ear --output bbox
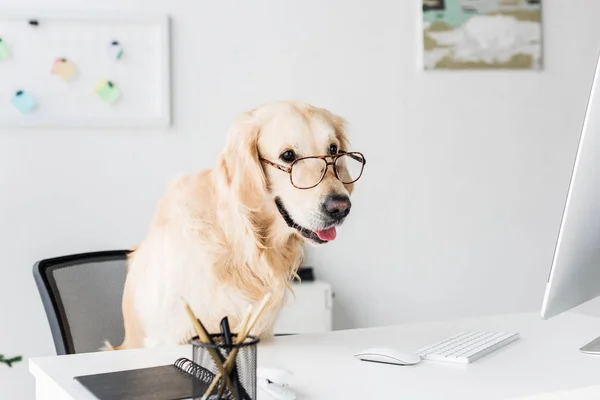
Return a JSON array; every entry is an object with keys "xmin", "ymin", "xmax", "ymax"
[
  {"xmin": 216, "ymin": 112, "xmax": 267, "ymax": 212},
  {"xmin": 331, "ymin": 113, "xmax": 350, "ymax": 153},
  {"xmin": 329, "ymin": 112, "xmax": 355, "ymax": 194}
]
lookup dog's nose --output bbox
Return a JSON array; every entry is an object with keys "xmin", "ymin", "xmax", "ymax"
[{"xmin": 322, "ymin": 195, "xmax": 351, "ymax": 220}]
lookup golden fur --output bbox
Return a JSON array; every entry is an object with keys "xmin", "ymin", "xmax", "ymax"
[{"xmin": 107, "ymin": 101, "xmax": 355, "ymax": 350}]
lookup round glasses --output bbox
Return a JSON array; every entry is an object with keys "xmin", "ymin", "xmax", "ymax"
[{"xmin": 261, "ymin": 151, "xmax": 366, "ymax": 189}]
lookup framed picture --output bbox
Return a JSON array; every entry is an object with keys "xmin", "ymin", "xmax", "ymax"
[{"xmin": 421, "ymin": 0, "xmax": 542, "ymax": 70}]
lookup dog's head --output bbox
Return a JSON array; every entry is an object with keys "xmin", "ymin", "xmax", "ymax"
[{"xmin": 217, "ymin": 101, "xmax": 365, "ymax": 245}]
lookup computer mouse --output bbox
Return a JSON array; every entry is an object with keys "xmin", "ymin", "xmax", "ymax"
[{"xmin": 354, "ymin": 347, "xmax": 421, "ymax": 366}]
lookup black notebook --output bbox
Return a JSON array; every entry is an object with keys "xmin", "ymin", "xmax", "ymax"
[{"xmin": 74, "ymin": 357, "xmax": 216, "ymax": 400}]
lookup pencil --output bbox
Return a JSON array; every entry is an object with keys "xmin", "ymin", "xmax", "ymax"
[
  {"xmin": 240, "ymin": 293, "xmax": 272, "ymax": 343},
  {"xmin": 237, "ymin": 304, "xmax": 254, "ymax": 342}
]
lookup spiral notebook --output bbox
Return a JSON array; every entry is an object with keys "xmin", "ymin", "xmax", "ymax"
[{"xmin": 74, "ymin": 357, "xmax": 218, "ymax": 400}]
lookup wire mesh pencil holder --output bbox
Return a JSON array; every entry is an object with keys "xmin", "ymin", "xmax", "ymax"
[{"xmin": 191, "ymin": 334, "xmax": 260, "ymax": 400}]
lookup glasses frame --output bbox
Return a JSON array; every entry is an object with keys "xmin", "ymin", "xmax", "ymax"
[{"xmin": 260, "ymin": 151, "xmax": 366, "ymax": 190}]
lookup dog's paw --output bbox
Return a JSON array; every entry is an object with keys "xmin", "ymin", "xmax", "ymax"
[{"xmin": 100, "ymin": 341, "xmax": 116, "ymax": 351}]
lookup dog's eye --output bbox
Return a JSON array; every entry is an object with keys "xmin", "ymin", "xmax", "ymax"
[
  {"xmin": 329, "ymin": 144, "xmax": 338, "ymax": 155},
  {"xmin": 280, "ymin": 150, "xmax": 296, "ymax": 163}
]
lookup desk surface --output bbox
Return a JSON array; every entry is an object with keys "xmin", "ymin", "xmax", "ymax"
[{"xmin": 30, "ymin": 312, "xmax": 600, "ymax": 399}]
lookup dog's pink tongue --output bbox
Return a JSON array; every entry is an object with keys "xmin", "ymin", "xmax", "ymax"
[{"xmin": 315, "ymin": 227, "xmax": 337, "ymax": 241}]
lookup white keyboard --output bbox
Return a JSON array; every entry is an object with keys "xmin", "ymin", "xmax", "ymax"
[{"xmin": 415, "ymin": 331, "xmax": 519, "ymax": 364}]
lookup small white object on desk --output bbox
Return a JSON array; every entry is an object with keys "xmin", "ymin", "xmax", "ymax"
[
  {"xmin": 258, "ymin": 368, "xmax": 293, "ymax": 386},
  {"xmin": 258, "ymin": 367, "xmax": 295, "ymax": 399},
  {"xmin": 258, "ymin": 379, "xmax": 296, "ymax": 400}
]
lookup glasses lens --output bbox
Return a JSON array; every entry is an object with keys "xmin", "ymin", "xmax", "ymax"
[
  {"xmin": 335, "ymin": 153, "xmax": 365, "ymax": 183},
  {"xmin": 291, "ymin": 158, "xmax": 327, "ymax": 188}
]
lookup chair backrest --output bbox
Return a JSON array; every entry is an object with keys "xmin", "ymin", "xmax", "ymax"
[{"xmin": 33, "ymin": 250, "xmax": 130, "ymax": 355}]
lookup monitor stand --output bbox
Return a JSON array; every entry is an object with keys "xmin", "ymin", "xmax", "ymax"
[{"xmin": 580, "ymin": 336, "xmax": 600, "ymax": 354}]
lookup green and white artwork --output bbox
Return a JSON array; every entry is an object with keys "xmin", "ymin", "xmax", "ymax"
[{"xmin": 422, "ymin": 0, "xmax": 542, "ymax": 70}]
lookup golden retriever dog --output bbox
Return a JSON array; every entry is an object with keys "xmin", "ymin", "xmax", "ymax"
[{"xmin": 107, "ymin": 101, "xmax": 366, "ymax": 350}]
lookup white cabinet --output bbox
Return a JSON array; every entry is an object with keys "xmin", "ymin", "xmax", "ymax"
[{"xmin": 273, "ymin": 280, "xmax": 333, "ymax": 335}]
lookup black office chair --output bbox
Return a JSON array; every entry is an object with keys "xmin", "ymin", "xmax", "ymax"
[{"xmin": 33, "ymin": 250, "xmax": 131, "ymax": 355}]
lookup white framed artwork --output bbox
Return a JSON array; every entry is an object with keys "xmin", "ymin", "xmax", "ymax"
[{"xmin": 0, "ymin": 11, "xmax": 171, "ymax": 128}]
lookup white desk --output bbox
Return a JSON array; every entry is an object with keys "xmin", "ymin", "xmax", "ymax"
[{"xmin": 30, "ymin": 312, "xmax": 600, "ymax": 399}]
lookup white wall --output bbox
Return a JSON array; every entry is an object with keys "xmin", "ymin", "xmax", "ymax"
[{"xmin": 2, "ymin": 0, "xmax": 600, "ymax": 398}]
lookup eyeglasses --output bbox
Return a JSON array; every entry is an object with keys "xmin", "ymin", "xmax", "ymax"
[{"xmin": 260, "ymin": 151, "xmax": 366, "ymax": 189}]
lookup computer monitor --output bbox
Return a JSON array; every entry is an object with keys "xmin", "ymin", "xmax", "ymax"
[{"xmin": 541, "ymin": 51, "xmax": 600, "ymax": 353}]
